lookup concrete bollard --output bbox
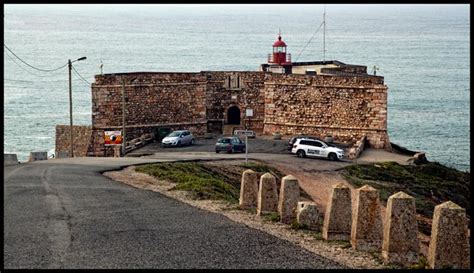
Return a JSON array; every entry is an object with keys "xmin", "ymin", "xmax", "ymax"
[
  {"xmin": 278, "ymin": 175, "xmax": 300, "ymax": 224},
  {"xmin": 56, "ymin": 151, "xmax": 69, "ymax": 158},
  {"xmin": 28, "ymin": 151, "xmax": 48, "ymax": 162},
  {"xmin": 239, "ymin": 169, "xmax": 259, "ymax": 209},
  {"xmin": 428, "ymin": 201, "xmax": 470, "ymax": 269},
  {"xmin": 323, "ymin": 183, "xmax": 352, "ymax": 240},
  {"xmin": 4, "ymin": 154, "xmax": 19, "ymax": 165},
  {"xmin": 382, "ymin": 192, "xmax": 419, "ymax": 266},
  {"xmin": 351, "ymin": 185, "xmax": 383, "ymax": 251},
  {"xmin": 297, "ymin": 201, "xmax": 321, "ymax": 231},
  {"xmin": 257, "ymin": 173, "xmax": 278, "ymax": 216}
]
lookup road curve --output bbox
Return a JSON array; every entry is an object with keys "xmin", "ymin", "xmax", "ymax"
[{"xmin": 4, "ymin": 159, "xmax": 346, "ymax": 269}]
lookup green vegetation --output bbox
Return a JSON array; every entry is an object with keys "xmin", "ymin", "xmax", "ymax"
[
  {"xmin": 135, "ymin": 161, "xmax": 288, "ymax": 204},
  {"xmin": 409, "ymin": 255, "xmax": 429, "ymax": 269},
  {"xmin": 136, "ymin": 162, "xmax": 240, "ymax": 203},
  {"xmin": 263, "ymin": 212, "xmax": 280, "ymax": 222},
  {"xmin": 341, "ymin": 161, "xmax": 470, "ymax": 234}
]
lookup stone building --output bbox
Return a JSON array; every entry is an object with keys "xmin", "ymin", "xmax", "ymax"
[{"xmin": 56, "ymin": 34, "xmax": 391, "ymax": 157}]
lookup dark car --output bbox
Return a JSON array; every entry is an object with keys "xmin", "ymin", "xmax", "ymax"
[
  {"xmin": 215, "ymin": 137, "xmax": 246, "ymax": 153},
  {"xmin": 287, "ymin": 135, "xmax": 320, "ymax": 151}
]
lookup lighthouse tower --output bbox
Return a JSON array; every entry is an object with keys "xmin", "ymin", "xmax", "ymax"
[{"xmin": 266, "ymin": 31, "xmax": 292, "ymax": 74}]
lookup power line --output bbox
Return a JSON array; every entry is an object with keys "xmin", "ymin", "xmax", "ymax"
[
  {"xmin": 294, "ymin": 21, "xmax": 324, "ymax": 62},
  {"xmin": 4, "ymin": 43, "xmax": 68, "ymax": 72},
  {"xmin": 5, "ymin": 50, "xmax": 67, "ymax": 78},
  {"xmin": 71, "ymin": 64, "xmax": 91, "ymax": 86}
]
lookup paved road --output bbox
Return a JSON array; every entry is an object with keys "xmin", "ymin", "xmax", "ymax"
[{"xmin": 4, "ymin": 159, "xmax": 346, "ymax": 269}]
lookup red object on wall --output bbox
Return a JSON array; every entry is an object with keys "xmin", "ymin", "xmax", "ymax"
[{"xmin": 268, "ymin": 33, "xmax": 292, "ymax": 65}]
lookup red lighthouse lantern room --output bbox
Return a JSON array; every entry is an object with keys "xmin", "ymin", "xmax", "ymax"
[{"xmin": 268, "ymin": 32, "xmax": 291, "ymax": 65}]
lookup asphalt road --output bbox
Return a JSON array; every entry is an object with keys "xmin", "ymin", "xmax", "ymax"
[{"xmin": 4, "ymin": 159, "xmax": 346, "ymax": 269}]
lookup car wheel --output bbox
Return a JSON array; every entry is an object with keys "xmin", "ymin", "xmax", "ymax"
[
  {"xmin": 328, "ymin": 153, "xmax": 338, "ymax": 161},
  {"xmin": 297, "ymin": 150, "xmax": 306, "ymax": 158},
  {"xmin": 177, "ymin": 141, "xmax": 181, "ymax": 147},
  {"xmin": 215, "ymin": 150, "xmax": 220, "ymax": 153}
]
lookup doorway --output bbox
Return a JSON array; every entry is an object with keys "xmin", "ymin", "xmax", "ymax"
[{"xmin": 227, "ymin": 106, "xmax": 241, "ymax": 125}]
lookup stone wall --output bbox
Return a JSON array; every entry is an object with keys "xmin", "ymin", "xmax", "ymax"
[
  {"xmin": 88, "ymin": 70, "xmax": 390, "ymax": 156},
  {"xmin": 89, "ymin": 73, "xmax": 208, "ymax": 156},
  {"xmin": 263, "ymin": 73, "xmax": 390, "ymax": 149},
  {"xmin": 55, "ymin": 125, "xmax": 93, "ymax": 157},
  {"xmin": 204, "ymin": 71, "xmax": 266, "ymax": 133}
]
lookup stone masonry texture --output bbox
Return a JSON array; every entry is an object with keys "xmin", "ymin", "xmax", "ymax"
[
  {"xmin": 351, "ymin": 185, "xmax": 383, "ymax": 252},
  {"xmin": 84, "ymin": 70, "xmax": 390, "ymax": 156},
  {"xmin": 257, "ymin": 173, "xmax": 278, "ymax": 216},
  {"xmin": 297, "ymin": 201, "xmax": 322, "ymax": 231},
  {"xmin": 239, "ymin": 169, "xmax": 259, "ymax": 209},
  {"xmin": 427, "ymin": 201, "xmax": 470, "ymax": 269},
  {"xmin": 278, "ymin": 175, "xmax": 300, "ymax": 224},
  {"xmin": 55, "ymin": 125, "xmax": 93, "ymax": 157},
  {"xmin": 323, "ymin": 183, "xmax": 352, "ymax": 241},
  {"xmin": 382, "ymin": 192, "xmax": 419, "ymax": 267}
]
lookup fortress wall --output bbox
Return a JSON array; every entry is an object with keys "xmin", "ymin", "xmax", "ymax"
[
  {"xmin": 89, "ymin": 73, "xmax": 208, "ymax": 156},
  {"xmin": 204, "ymin": 71, "xmax": 266, "ymax": 133},
  {"xmin": 263, "ymin": 74, "xmax": 390, "ymax": 149},
  {"xmin": 55, "ymin": 125, "xmax": 93, "ymax": 157}
]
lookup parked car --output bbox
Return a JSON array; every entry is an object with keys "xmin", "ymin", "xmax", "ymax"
[
  {"xmin": 287, "ymin": 135, "xmax": 320, "ymax": 151},
  {"xmin": 215, "ymin": 136, "xmax": 246, "ymax": 153},
  {"xmin": 161, "ymin": 130, "xmax": 195, "ymax": 147},
  {"xmin": 291, "ymin": 138, "xmax": 344, "ymax": 161}
]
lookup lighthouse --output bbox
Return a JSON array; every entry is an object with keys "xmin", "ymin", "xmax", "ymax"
[{"xmin": 265, "ymin": 31, "xmax": 292, "ymax": 74}]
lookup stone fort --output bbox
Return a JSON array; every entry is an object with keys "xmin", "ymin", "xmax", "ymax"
[{"xmin": 55, "ymin": 34, "xmax": 390, "ymax": 157}]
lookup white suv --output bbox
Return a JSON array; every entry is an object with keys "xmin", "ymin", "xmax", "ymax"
[{"xmin": 291, "ymin": 138, "xmax": 344, "ymax": 161}]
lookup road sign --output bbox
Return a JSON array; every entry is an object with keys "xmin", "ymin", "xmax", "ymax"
[{"xmin": 246, "ymin": 109, "xmax": 253, "ymax": 117}]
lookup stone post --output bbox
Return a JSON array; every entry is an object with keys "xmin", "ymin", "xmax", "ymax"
[
  {"xmin": 278, "ymin": 175, "xmax": 300, "ymax": 224},
  {"xmin": 428, "ymin": 201, "xmax": 470, "ymax": 269},
  {"xmin": 382, "ymin": 192, "xmax": 419, "ymax": 266},
  {"xmin": 351, "ymin": 185, "xmax": 383, "ymax": 251},
  {"xmin": 113, "ymin": 145, "xmax": 121, "ymax": 157},
  {"xmin": 239, "ymin": 169, "xmax": 259, "ymax": 209},
  {"xmin": 257, "ymin": 173, "xmax": 278, "ymax": 216},
  {"xmin": 322, "ymin": 183, "xmax": 352, "ymax": 240},
  {"xmin": 297, "ymin": 201, "xmax": 321, "ymax": 231}
]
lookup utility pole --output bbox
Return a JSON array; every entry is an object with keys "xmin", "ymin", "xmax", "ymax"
[
  {"xmin": 68, "ymin": 59, "xmax": 74, "ymax": 157},
  {"xmin": 67, "ymin": 56, "xmax": 87, "ymax": 158},
  {"xmin": 323, "ymin": 5, "xmax": 326, "ymax": 63},
  {"xmin": 121, "ymin": 77, "xmax": 126, "ymax": 156}
]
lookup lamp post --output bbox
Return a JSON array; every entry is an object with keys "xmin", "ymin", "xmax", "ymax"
[{"xmin": 68, "ymin": 56, "xmax": 87, "ymax": 157}]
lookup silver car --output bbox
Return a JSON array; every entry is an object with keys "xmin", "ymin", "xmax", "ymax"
[{"xmin": 161, "ymin": 130, "xmax": 195, "ymax": 147}]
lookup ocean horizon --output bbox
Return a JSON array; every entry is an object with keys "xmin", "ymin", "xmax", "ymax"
[{"xmin": 4, "ymin": 4, "xmax": 470, "ymax": 171}]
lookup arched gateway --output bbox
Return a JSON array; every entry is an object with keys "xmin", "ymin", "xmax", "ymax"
[{"xmin": 227, "ymin": 106, "xmax": 241, "ymax": 125}]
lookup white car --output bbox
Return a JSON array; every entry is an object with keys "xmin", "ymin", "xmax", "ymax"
[
  {"xmin": 161, "ymin": 130, "xmax": 195, "ymax": 147},
  {"xmin": 291, "ymin": 138, "xmax": 344, "ymax": 161}
]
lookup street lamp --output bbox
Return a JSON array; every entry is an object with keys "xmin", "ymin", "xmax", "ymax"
[{"xmin": 68, "ymin": 56, "xmax": 87, "ymax": 157}]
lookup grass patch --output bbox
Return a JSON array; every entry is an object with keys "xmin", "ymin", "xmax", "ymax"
[
  {"xmin": 263, "ymin": 212, "xmax": 280, "ymax": 222},
  {"xmin": 409, "ymin": 255, "xmax": 429, "ymax": 269},
  {"xmin": 341, "ymin": 161, "xmax": 470, "ymax": 235},
  {"xmin": 136, "ymin": 162, "xmax": 240, "ymax": 203},
  {"xmin": 135, "ymin": 161, "xmax": 292, "ymax": 205}
]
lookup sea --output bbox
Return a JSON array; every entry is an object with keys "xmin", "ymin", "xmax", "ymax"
[{"xmin": 3, "ymin": 4, "xmax": 470, "ymax": 171}]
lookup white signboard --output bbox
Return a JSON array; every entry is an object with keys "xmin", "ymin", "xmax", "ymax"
[{"xmin": 246, "ymin": 109, "xmax": 254, "ymax": 117}]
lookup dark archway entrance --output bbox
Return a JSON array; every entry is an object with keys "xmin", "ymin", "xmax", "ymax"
[{"xmin": 227, "ymin": 106, "xmax": 241, "ymax": 125}]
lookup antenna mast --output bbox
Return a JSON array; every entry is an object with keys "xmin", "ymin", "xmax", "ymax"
[{"xmin": 323, "ymin": 5, "xmax": 326, "ymax": 62}]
